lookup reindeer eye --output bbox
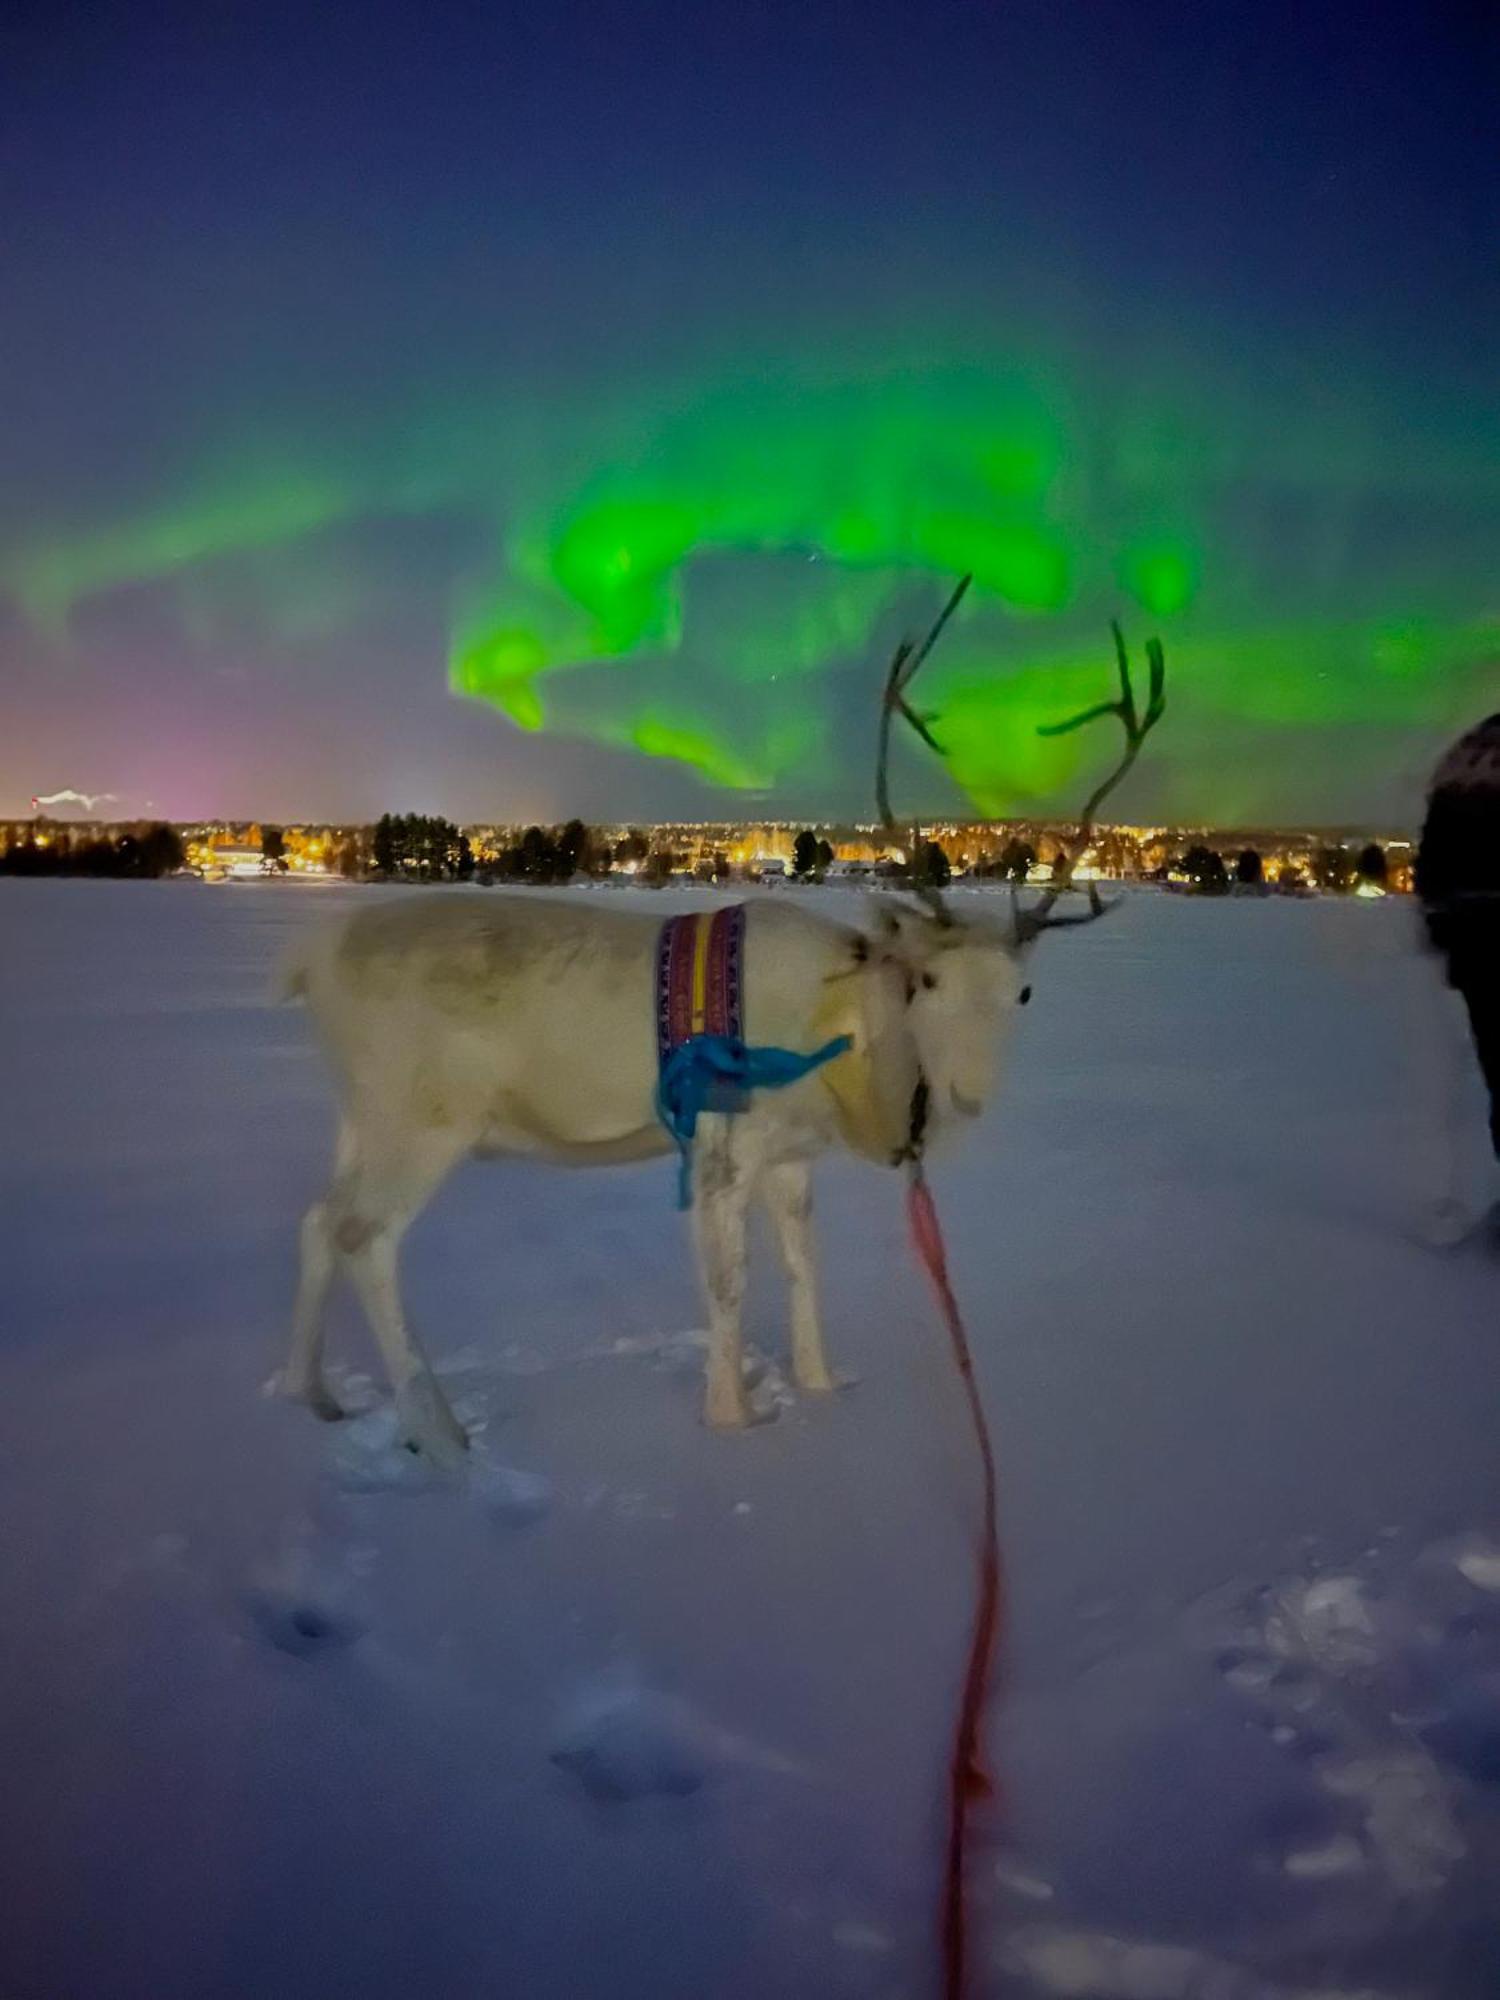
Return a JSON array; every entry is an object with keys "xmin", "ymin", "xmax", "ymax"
[
  {"xmin": 1018, "ymin": 985, "xmax": 1032, "ymax": 1005},
  {"xmin": 921, "ymin": 972, "xmax": 937, "ymax": 991}
]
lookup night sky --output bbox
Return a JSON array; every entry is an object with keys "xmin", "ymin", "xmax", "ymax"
[{"xmin": 4, "ymin": 0, "xmax": 1497, "ymax": 826}]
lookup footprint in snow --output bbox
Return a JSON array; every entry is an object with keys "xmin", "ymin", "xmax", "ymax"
[
  {"xmin": 1194, "ymin": 1550, "xmax": 1487, "ymax": 1896},
  {"xmin": 241, "ymin": 1526, "xmax": 374, "ymax": 1659},
  {"xmin": 244, "ymin": 1576, "xmax": 366, "ymax": 1659},
  {"xmin": 553, "ymin": 1695, "xmax": 707, "ymax": 1802},
  {"xmin": 326, "ymin": 1408, "xmax": 551, "ymax": 1524},
  {"xmin": 551, "ymin": 1676, "xmax": 807, "ymax": 1803},
  {"xmin": 327, "ymin": 1407, "xmax": 444, "ymax": 1492},
  {"xmin": 468, "ymin": 1454, "xmax": 553, "ymax": 1527}
]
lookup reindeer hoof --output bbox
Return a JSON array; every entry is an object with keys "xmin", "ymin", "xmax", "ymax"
[
  {"xmin": 706, "ymin": 1391, "xmax": 781, "ymax": 1431},
  {"xmin": 795, "ymin": 1368, "xmax": 858, "ymax": 1397},
  {"xmin": 397, "ymin": 1374, "xmax": 470, "ymax": 1470},
  {"xmin": 264, "ymin": 1371, "xmax": 347, "ymax": 1423},
  {"xmin": 706, "ymin": 1400, "xmax": 751, "ymax": 1432},
  {"xmin": 401, "ymin": 1422, "xmax": 471, "ymax": 1472}
]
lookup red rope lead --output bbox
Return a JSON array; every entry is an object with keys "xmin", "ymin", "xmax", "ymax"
[{"xmin": 907, "ymin": 1167, "xmax": 1005, "ymax": 2000}]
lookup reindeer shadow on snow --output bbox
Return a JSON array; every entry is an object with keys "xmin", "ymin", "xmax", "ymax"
[{"xmin": 269, "ymin": 583, "xmax": 1166, "ymax": 1466}]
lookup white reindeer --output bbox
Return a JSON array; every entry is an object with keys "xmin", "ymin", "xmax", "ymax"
[{"xmin": 274, "ymin": 588, "xmax": 1164, "ymax": 1461}]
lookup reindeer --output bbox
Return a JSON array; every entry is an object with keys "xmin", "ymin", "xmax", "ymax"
[{"xmin": 274, "ymin": 583, "xmax": 1165, "ymax": 1462}]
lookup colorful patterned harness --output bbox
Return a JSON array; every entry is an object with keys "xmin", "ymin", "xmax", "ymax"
[
  {"xmin": 655, "ymin": 904, "xmax": 749, "ymax": 1085},
  {"xmin": 653, "ymin": 905, "xmax": 851, "ymax": 1206}
]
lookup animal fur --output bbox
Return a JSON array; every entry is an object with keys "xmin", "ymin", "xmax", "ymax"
[{"xmin": 275, "ymin": 892, "xmax": 1030, "ymax": 1452}]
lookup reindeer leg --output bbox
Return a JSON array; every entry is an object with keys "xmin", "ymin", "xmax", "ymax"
[
  {"xmin": 276, "ymin": 1200, "xmax": 345, "ymax": 1419},
  {"xmin": 693, "ymin": 1116, "xmax": 754, "ymax": 1430},
  {"xmin": 761, "ymin": 1159, "xmax": 836, "ymax": 1393},
  {"xmin": 345, "ymin": 1232, "xmax": 469, "ymax": 1468},
  {"xmin": 273, "ymin": 1121, "xmax": 360, "ymax": 1419},
  {"xmin": 333, "ymin": 1132, "xmax": 470, "ymax": 1467}
]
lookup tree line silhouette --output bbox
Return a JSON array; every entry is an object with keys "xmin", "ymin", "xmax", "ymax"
[
  {"xmin": 1173, "ymin": 841, "xmax": 1389, "ymax": 895},
  {"xmin": 0, "ymin": 815, "xmax": 1394, "ymax": 897},
  {"xmin": 0, "ymin": 824, "xmax": 186, "ymax": 878},
  {"xmin": 370, "ymin": 814, "xmax": 475, "ymax": 881}
]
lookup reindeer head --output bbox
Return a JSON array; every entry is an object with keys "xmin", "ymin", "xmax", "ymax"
[
  {"xmin": 870, "ymin": 578, "xmax": 1167, "ymax": 1145},
  {"xmin": 867, "ymin": 903, "xmax": 1030, "ymax": 1130}
]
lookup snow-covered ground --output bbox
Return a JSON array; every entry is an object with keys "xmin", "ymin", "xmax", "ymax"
[{"xmin": 3, "ymin": 879, "xmax": 1500, "ymax": 2000}]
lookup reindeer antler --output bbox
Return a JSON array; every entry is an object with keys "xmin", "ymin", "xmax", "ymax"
[
  {"xmin": 874, "ymin": 591, "xmax": 1166, "ymax": 936},
  {"xmin": 874, "ymin": 574, "xmax": 972, "ymax": 921},
  {"xmin": 1014, "ymin": 621, "xmax": 1167, "ymax": 939}
]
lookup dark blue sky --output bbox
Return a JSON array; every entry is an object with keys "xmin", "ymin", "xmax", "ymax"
[{"xmin": 3, "ymin": 0, "xmax": 1496, "ymax": 824}]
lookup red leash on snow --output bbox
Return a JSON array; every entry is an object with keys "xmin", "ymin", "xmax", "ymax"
[{"xmin": 907, "ymin": 1164, "xmax": 1005, "ymax": 2000}]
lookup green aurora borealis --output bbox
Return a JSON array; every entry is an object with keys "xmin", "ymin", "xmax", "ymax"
[
  {"xmin": 6, "ymin": 0, "xmax": 1497, "ymax": 827},
  {"xmin": 6, "ymin": 341, "xmax": 1498, "ymax": 822}
]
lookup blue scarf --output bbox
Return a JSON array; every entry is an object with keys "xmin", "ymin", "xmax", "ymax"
[{"xmin": 656, "ymin": 1030, "xmax": 852, "ymax": 1208}]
